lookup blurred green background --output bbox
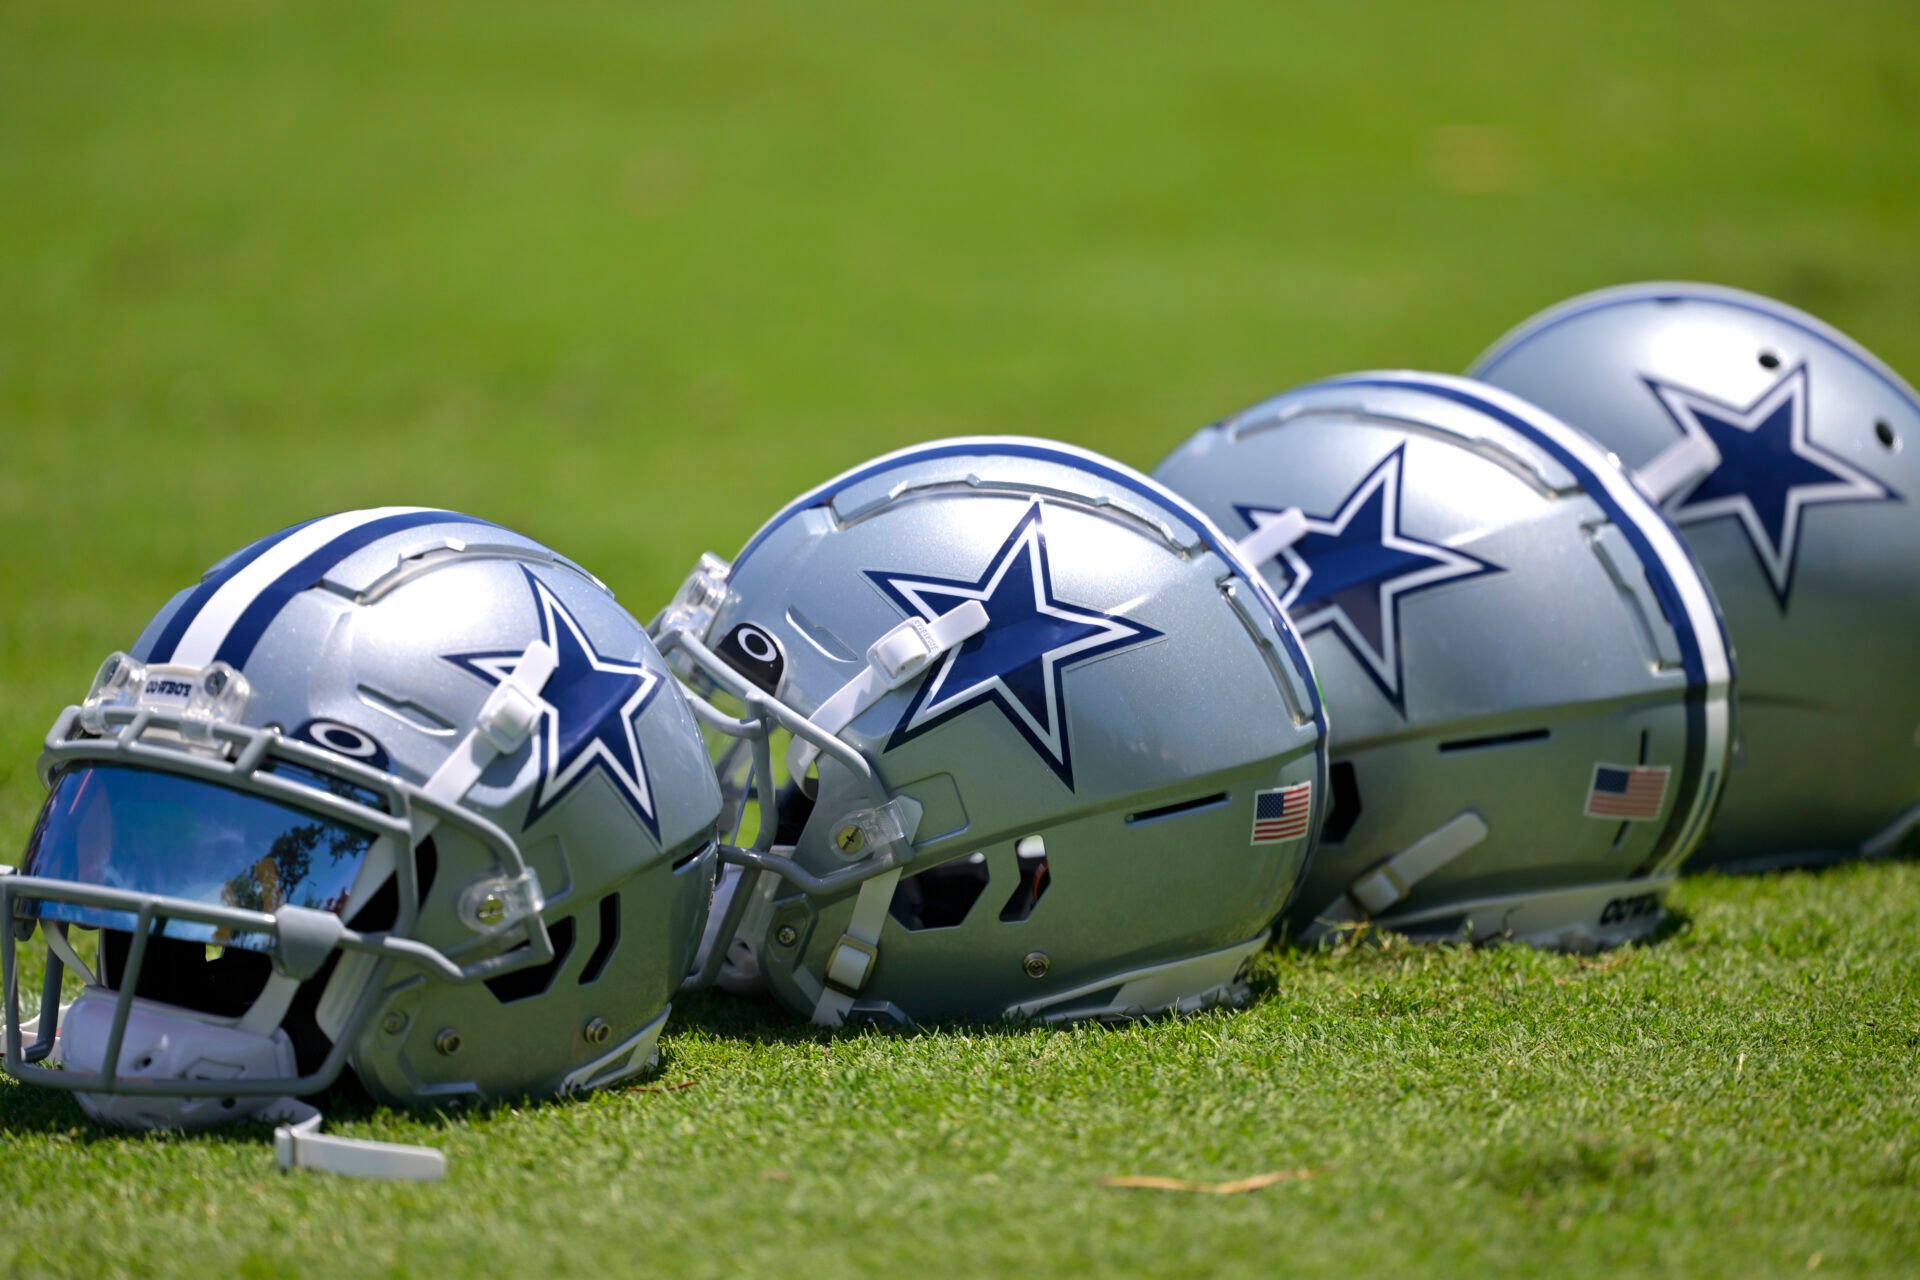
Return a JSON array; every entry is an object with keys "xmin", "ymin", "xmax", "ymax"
[
  {"xmin": 4, "ymin": 1, "xmax": 1916, "ymax": 771},
  {"xmin": 0, "ymin": 3, "xmax": 1915, "ymax": 1276}
]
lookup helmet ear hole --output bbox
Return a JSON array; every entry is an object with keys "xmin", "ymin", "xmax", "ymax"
[
  {"xmin": 1876, "ymin": 419, "xmax": 1899, "ymax": 452},
  {"xmin": 482, "ymin": 916, "xmax": 577, "ymax": 1004},
  {"xmin": 887, "ymin": 855, "xmax": 990, "ymax": 931},
  {"xmin": 1758, "ymin": 350, "xmax": 1782, "ymax": 369}
]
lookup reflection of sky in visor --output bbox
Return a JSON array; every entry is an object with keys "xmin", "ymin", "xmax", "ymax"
[
  {"xmin": 17, "ymin": 764, "xmax": 377, "ymax": 952},
  {"xmin": 266, "ymin": 759, "xmax": 391, "ymax": 813}
]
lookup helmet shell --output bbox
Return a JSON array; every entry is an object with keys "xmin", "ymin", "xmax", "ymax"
[
  {"xmin": 1156, "ymin": 374, "xmax": 1733, "ymax": 948},
  {"xmin": 37, "ymin": 509, "xmax": 720, "ymax": 1113},
  {"xmin": 1473, "ymin": 285, "xmax": 1920, "ymax": 866},
  {"xmin": 696, "ymin": 439, "xmax": 1327, "ymax": 1022}
]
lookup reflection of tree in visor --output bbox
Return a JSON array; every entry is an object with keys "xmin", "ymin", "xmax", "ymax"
[
  {"xmin": 19, "ymin": 764, "xmax": 377, "ymax": 951},
  {"xmin": 219, "ymin": 820, "xmax": 362, "ymax": 917}
]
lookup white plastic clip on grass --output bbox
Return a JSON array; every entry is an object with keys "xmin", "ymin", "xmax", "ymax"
[{"xmin": 270, "ymin": 1100, "xmax": 448, "ymax": 1182}]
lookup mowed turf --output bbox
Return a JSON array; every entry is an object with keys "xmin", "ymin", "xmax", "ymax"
[{"xmin": 0, "ymin": 2, "xmax": 1916, "ymax": 1276}]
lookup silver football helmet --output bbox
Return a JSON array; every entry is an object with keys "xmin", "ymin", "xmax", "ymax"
[
  {"xmin": 1473, "ymin": 284, "xmax": 1919, "ymax": 868},
  {"xmin": 3, "ymin": 508, "xmax": 721, "ymax": 1154},
  {"xmin": 1155, "ymin": 373, "xmax": 1733, "ymax": 949},
  {"xmin": 653, "ymin": 438, "xmax": 1327, "ymax": 1026}
]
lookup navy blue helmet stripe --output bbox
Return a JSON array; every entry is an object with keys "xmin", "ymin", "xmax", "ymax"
[
  {"xmin": 209, "ymin": 510, "xmax": 500, "ymax": 670},
  {"xmin": 1314, "ymin": 376, "xmax": 1713, "ymax": 688},
  {"xmin": 1313, "ymin": 374, "xmax": 1721, "ymax": 875},
  {"xmin": 142, "ymin": 517, "xmax": 326, "ymax": 663},
  {"xmin": 729, "ymin": 437, "xmax": 1325, "ymax": 725}
]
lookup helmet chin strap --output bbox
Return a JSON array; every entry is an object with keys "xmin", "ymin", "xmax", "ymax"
[
  {"xmin": 1632, "ymin": 433, "xmax": 1722, "ymax": 505},
  {"xmin": 1236, "ymin": 507, "xmax": 1309, "ymax": 567},
  {"xmin": 270, "ymin": 1100, "xmax": 446, "ymax": 1181},
  {"xmin": 711, "ymin": 601, "xmax": 974, "ymax": 1025},
  {"xmin": 265, "ymin": 638, "xmax": 561, "ymax": 1178},
  {"xmin": 811, "ymin": 866, "xmax": 904, "ymax": 1027},
  {"xmin": 1305, "ymin": 810, "xmax": 1490, "ymax": 941}
]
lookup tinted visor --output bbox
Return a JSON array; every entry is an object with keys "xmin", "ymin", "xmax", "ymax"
[{"xmin": 17, "ymin": 764, "xmax": 377, "ymax": 951}]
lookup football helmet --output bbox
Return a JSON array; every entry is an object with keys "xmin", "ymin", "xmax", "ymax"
[
  {"xmin": 1473, "ymin": 284, "xmax": 1919, "ymax": 868},
  {"xmin": 3, "ymin": 508, "xmax": 721, "ymax": 1150},
  {"xmin": 653, "ymin": 438, "xmax": 1327, "ymax": 1026},
  {"xmin": 1155, "ymin": 373, "xmax": 1733, "ymax": 949}
]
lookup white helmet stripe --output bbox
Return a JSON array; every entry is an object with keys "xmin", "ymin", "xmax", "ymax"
[{"xmin": 168, "ymin": 507, "xmax": 439, "ymax": 669}]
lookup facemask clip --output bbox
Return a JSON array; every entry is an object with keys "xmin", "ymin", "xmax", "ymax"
[
  {"xmin": 831, "ymin": 796, "xmax": 921, "ymax": 863},
  {"xmin": 179, "ymin": 663, "xmax": 250, "ymax": 744},
  {"xmin": 79, "ymin": 652, "xmax": 145, "ymax": 734},
  {"xmin": 659, "ymin": 553, "xmax": 732, "ymax": 645},
  {"xmin": 457, "ymin": 869, "xmax": 545, "ymax": 934}
]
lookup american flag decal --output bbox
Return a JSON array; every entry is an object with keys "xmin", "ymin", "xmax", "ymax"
[
  {"xmin": 1584, "ymin": 764, "xmax": 1671, "ymax": 821},
  {"xmin": 1250, "ymin": 781, "xmax": 1312, "ymax": 845}
]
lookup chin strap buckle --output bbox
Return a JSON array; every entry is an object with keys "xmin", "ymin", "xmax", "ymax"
[
  {"xmin": 824, "ymin": 933, "xmax": 880, "ymax": 992},
  {"xmin": 414, "ymin": 639, "xmax": 559, "ymax": 843},
  {"xmin": 1348, "ymin": 863, "xmax": 1413, "ymax": 917},
  {"xmin": 867, "ymin": 617, "xmax": 942, "ymax": 687},
  {"xmin": 474, "ymin": 639, "xmax": 556, "ymax": 754}
]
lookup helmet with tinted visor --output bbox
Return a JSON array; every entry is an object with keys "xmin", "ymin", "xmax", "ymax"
[{"xmin": 3, "ymin": 509, "xmax": 721, "ymax": 1135}]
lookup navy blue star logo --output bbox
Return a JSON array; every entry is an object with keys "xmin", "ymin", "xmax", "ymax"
[
  {"xmin": 1646, "ymin": 365, "xmax": 1899, "ymax": 608},
  {"xmin": 865, "ymin": 500, "xmax": 1161, "ymax": 789},
  {"xmin": 445, "ymin": 568, "xmax": 664, "ymax": 837},
  {"xmin": 1235, "ymin": 444, "xmax": 1500, "ymax": 714}
]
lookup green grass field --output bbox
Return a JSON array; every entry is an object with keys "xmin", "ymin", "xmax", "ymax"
[{"xmin": 1, "ymin": 3, "xmax": 1916, "ymax": 1275}]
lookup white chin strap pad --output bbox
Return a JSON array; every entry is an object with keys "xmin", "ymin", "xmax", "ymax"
[
  {"xmin": 61, "ymin": 987, "xmax": 298, "ymax": 1132},
  {"xmin": 787, "ymin": 601, "xmax": 988, "ymax": 780},
  {"xmin": 58, "ymin": 987, "xmax": 447, "ymax": 1180}
]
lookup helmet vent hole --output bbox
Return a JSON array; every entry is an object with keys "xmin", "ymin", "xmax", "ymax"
[
  {"xmin": 1876, "ymin": 419, "xmax": 1899, "ymax": 452},
  {"xmin": 888, "ymin": 854, "xmax": 989, "ymax": 931},
  {"xmin": 999, "ymin": 837, "xmax": 1051, "ymax": 923},
  {"xmin": 1125, "ymin": 792, "xmax": 1228, "ymax": 825},
  {"xmin": 577, "ymin": 894, "xmax": 621, "ymax": 986},
  {"xmin": 1757, "ymin": 351, "xmax": 1781, "ymax": 370},
  {"xmin": 1438, "ymin": 727, "xmax": 1551, "ymax": 754},
  {"xmin": 1320, "ymin": 762, "xmax": 1363, "ymax": 846}
]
